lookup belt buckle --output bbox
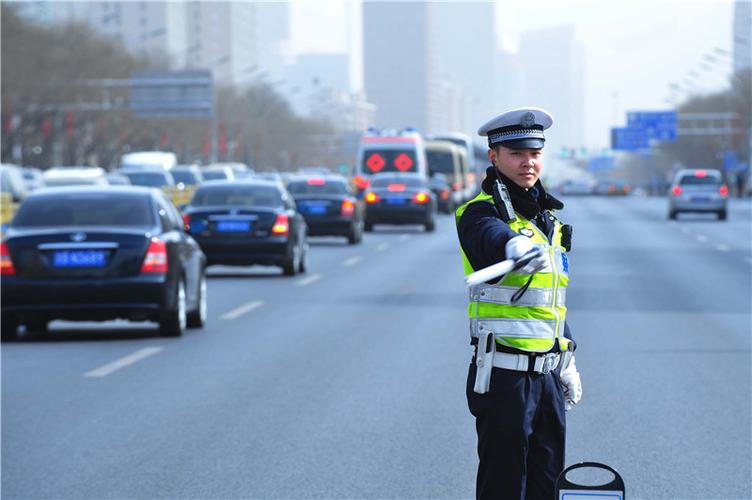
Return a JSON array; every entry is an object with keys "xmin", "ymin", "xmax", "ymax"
[{"xmin": 540, "ymin": 354, "xmax": 558, "ymax": 374}]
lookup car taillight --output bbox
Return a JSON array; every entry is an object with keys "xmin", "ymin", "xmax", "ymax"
[
  {"xmin": 671, "ymin": 186, "xmax": 682, "ymax": 196},
  {"xmin": 365, "ymin": 192, "xmax": 380, "ymax": 204},
  {"xmin": 141, "ymin": 238, "xmax": 168, "ymax": 274},
  {"xmin": 440, "ymin": 189, "xmax": 450, "ymax": 200},
  {"xmin": 624, "ymin": 184, "xmax": 631, "ymax": 193},
  {"xmin": 695, "ymin": 170, "xmax": 707, "ymax": 178},
  {"xmin": 413, "ymin": 192, "xmax": 430, "ymax": 204},
  {"xmin": 719, "ymin": 185, "xmax": 729, "ymax": 197},
  {"xmin": 1, "ymin": 242, "xmax": 16, "ymax": 276},
  {"xmin": 452, "ymin": 182, "xmax": 461, "ymax": 191},
  {"xmin": 182, "ymin": 213, "xmax": 191, "ymax": 232},
  {"xmin": 341, "ymin": 199, "xmax": 355, "ymax": 216},
  {"xmin": 307, "ymin": 178, "xmax": 326, "ymax": 185},
  {"xmin": 387, "ymin": 183, "xmax": 406, "ymax": 192},
  {"xmin": 271, "ymin": 214, "xmax": 289, "ymax": 236},
  {"xmin": 354, "ymin": 176, "xmax": 370, "ymax": 190}
]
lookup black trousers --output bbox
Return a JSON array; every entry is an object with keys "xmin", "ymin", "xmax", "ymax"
[{"xmin": 467, "ymin": 363, "xmax": 566, "ymax": 500}]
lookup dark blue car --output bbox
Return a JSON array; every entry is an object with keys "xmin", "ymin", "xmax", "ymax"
[
  {"xmin": 1, "ymin": 186, "xmax": 207, "ymax": 340},
  {"xmin": 182, "ymin": 180, "xmax": 308, "ymax": 276}
]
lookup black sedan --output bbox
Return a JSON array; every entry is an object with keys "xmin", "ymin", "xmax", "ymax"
[
  {"xmin": 1, "ymin": 186, "xmax": 207, "ymax": 341},
  {"xmin": 286, "ymin": 175, "xmax": 363, "ymax": 244},
  {"xmin": 183, "ymin": 180, "xmax": 308, "ymax": 276},
  {"xmin": 428, "ymin": 173, "xmax": 454, "ymax": 214},
  {"xmin": 363, "ymin": 172, "xmax": 436, "ymax": 232}
]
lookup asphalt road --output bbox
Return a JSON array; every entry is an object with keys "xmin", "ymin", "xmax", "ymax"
[{"xmin": 2, "ymin": 195, "xmax": 751, "ymax": 499}]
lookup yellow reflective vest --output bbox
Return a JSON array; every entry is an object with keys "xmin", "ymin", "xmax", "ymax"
[{"xmin": 456, "ymin": 191, "xmax": 571, "ymax": 353}]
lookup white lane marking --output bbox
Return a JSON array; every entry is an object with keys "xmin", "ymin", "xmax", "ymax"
[
  {"xmin": 342, "ymin": 256, "xmax": 363, "ymax": 267},
  {"xmin": 715, "ymin": 244, "xmax": 730, "ymax": 252},
  {"xmin": 399, "ymin": 234, "xmax": 411, "ymax": 241},
  {"xmin": 696, "ymin": 235, "xmax": 708, "ymax": 243},
  {"xmin": 296, "ymin": 273, "xmax": 322, "ymax": 287},
  {"xmin": 221, "ymin": 300, "xmax": 264, "ymax": 320},
  {"xmin": 84, "ymin": 347, "xmax": 164, "ymax": 378},
  {"xmin": 376, "ymin": 243, "xmax": 390, "ymax": 252}
]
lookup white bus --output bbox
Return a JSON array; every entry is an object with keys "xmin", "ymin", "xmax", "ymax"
[{"xmin": 429, "ymin": 132, "xmax": 482, "ymax": 201}]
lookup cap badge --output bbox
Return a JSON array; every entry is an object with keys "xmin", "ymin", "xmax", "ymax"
[{"xmin": 520, "ymin": 112, "xmax": 535, "ymax": 128}]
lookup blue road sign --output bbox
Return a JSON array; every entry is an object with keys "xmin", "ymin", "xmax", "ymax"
[
  {"xmin": 588, "ymin": 156, "xmax": 615, "ymax": 172},
  {"xmin": 722, "ymin": 150, "xmax": 740, "ymax": 172},
  {"xmin": 611, "ymin": 127, "xmax": 650, "ymax": 151},
  {"xmin": 130, "ymin": 70, "xmax": 213, "ymax": 118},
  {"xmin": 627, "ymin": 110, "xmax": 677, "ymax": 142}
]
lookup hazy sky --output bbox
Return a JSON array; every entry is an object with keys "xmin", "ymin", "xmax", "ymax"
[{"xmin": 290, "ymin": 0, "xmax": 737, "ymax": 148}]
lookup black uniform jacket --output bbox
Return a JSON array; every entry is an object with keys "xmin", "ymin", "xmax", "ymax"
[{"xmin": 457, "ymin": 166, "xmax": 575, "ymax": 346}]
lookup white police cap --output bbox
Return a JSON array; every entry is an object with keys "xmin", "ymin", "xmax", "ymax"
[{"xmin": 477, "ymin": 107, "xmax": 554, "ymax": 149}]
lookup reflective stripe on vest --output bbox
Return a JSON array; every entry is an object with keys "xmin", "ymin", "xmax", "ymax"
[
  {"xmin": 457, "ymin": 191, "xmax": 570, "ymax": 353},
  {"xmin": 471, "ymin": 318, "xmax": 555, "ymax": 338},
  {"xmin": 470, "ymin": 283, "xmax": 567, "ymax": 308}
]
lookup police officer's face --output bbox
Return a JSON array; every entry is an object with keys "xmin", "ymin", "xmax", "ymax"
[{"xmin": 488, "ymin": 146, "xmax": 543, "ymax": 189}]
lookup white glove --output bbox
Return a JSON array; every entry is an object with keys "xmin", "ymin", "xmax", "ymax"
[
  {"xmin": 559, "ymin": 356, "xmax": 582, "ymax": 411},
  {"xmin": 505, "ymin": 236, "xmax": 546, "ymax": 275}
]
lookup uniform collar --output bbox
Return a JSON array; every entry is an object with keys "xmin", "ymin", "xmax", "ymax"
[{"xmin": 481, "ymin": 166, "xmax": 564, "ymax": 220}]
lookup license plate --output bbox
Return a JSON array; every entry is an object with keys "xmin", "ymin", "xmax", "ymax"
[
  {"xmin": 306, "ymin": 205, "xmax": 327, "ymax": 214},
  {"xmin": 387, "ymin": 197, "xmax": 407, "ymax": 205},
  {"xmin": 53, "ymin": 250, "xmax": 107, "ymax": 268},
  {"xmin": 691, "ymin": 196, "xmax": 710, "ymax": 202},
  {"xmin": 216, "ymin": 220, "xmax": 251, "ymax": 232}
]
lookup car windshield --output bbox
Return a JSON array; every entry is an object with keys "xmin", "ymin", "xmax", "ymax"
[
  {"xmin": 171, "ymin": 170, "xmax": 199, "ymax": 185},
  {"xmin": 434, "ymin": 137, "xmax": 467, "ymax": 152},
  {"xmin": 43, "ymin": 176, "xmax": 104, "ymax": 186},
  {"xmin": 192, "ymin": 185, "xmax": 282, "ymax": 207},
  {"xmin": 370, "ymin": 175, "xmax": 425, "ymax": 188},
  {"xmin": 361, "ymin": 149, "xmax": 418, "ymax": 174},
  {"xmin": 679, "ymin": 174, "xmax": 721, "ymax": 186},
  {"xmin": 427, "ymin": 150, "xmax": 457, "ymax": 176},
  {"xmin": 430, "ymin": 175, "xmax": 449, "ymax": 187},
  {"xmin": 13, "ymin": 193, "xmax": 155, "ymax": 227},
  {"xmin": 287, "ymin": 180, "xmax": 350, "ymax": 195},
  {"xmin": 1, "ymin": 171, "xmax": 15, "ymax": 192},
  {"xmin": 202, "ymin": 170, "xmax": 229, "ymax": 180},
  {"xmin": 120, "ymin": 171, "xmax": 171, "ymax": 187}
]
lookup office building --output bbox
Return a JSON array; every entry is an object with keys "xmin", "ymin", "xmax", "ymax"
[
  {"xmin": 518, "ymin": 25, "xmax": 585, "ymax": 156},
  {"xmin": 733, "ymin": 0, "xmax": 751, "ymax": 74}
]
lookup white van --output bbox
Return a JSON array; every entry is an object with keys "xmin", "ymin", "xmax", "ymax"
[
  {"xmin": 120, "ymin": 151, "xmax": 177, "ymax": 171},
  {"xmin": 425, "ymin": 140, "xmax": 465, "ymax": 208},
  {"xmin": 1, "ymin": 164, "xmax": 29, "ymax": 202},
  {"xmin": 42, "ymin": 166, "xmax": 108, "ymax": 187},
  {"xmin": 428, "ymin": 133, "xmax": 478, "ymax": 201},
  {"xmin": 354, "ymin": 128, "xmax": 428, "ymax": 194}
]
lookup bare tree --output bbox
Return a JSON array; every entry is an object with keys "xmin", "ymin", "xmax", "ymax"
[{"xmin": 1, "ymin": 4, "xmax": 336, "ymax": 171}]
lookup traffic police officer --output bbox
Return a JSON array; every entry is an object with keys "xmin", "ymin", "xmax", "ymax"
[{"xmin": 456, "ymin": 107, "xmax": 583, "ymax": 500}]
